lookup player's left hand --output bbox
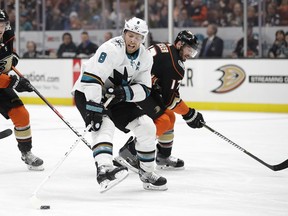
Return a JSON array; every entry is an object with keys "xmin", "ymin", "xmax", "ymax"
[
  {"xmin": 182, "ymin": 108, "xmax": 204, "ymax": 128},
  {"xmin": 106, "ymin": 85, "xmax": 133, "ymax": 104}
]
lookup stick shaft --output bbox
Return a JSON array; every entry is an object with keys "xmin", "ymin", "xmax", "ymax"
[
  {"xmin": 202, "ymin": 123, "xmax": 288, "ymax": 171},
  {"xmin": 12, "ymin": 66, "xmax": 92, "ymax": 148},
  {"xmin": 32, "ymin": 126, "xmax": 90, "ymax": 196}
]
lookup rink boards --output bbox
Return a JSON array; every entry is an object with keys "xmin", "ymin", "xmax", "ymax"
[{"xmin": 15, "ymin": 59, "xmax": 288, "ymax": 113}]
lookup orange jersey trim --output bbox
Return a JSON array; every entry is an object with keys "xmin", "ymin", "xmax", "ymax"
[
  {"xmin": 172, "ymin": 100, "xmax": 189, "ymax": 115},
  {"xmin": 0, "ymin": 74, "xmax": 12, "ymax": 88}
]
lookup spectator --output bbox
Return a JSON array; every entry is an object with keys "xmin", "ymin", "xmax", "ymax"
[
  {"xmin": 284, "ymin": 31, "xmax": 288, "ymax": 57},
  {"xmin": 228, "ymin": 2, "xmax": 243, "ymax": 26},
  {"xmin": 268, "ymin": 30, "xmax": 288, "ymax": 58},
  {"xmin": 175, "ymin": 8, "xmax": 193, "ymax": 27},
  {"xmin": 65, "ymin": 11, "xmax": 82, "ymax": 30},
  {"xmin": 57, "ymin": 32, "xmax": 77, "ymax": 58},
  {"xmin": 221, "ymin": 0, "xmax": 239, "ymax": 15},
  {"xmin": 158, "ymin": 5, "xmax": 168, "ymax": 28},
  {"xmin": 231, "ymin": 25, "xmax": 259, "ymax": 58},
  {"xmin": 19, "ymin": 12, "xmax": 33, "ymax": 31},
  {"xmin": 103, "ymin": 31, "xmax": 113, "ymax": 42},
  {"xmin": 247, "ymin": 5, "xmax": 258, "ymax": 27},
  {"xmin": 173, "ymin": 0, "xmax": 184, "ymax": 24},
  {"xmin": 76, "ymin": 31, "xmax": 98, "ymax": 58},
  {"xmin": 99, "ymin": 8, "xmax": 114, "ymax": 29},
  {"xmin": 148, "ymin": 0, "xmax": 161, "ymax": 28},
  {"xmin": 46, "ymin": 8, "xmax": 66, "ymax": 30},
  {"xmin": 265, "ymin": 3, "xmax": 281, "ymax": 26},
  {"xmin": 199, "ymin": 24, "xmax": 224, "ymax": 58},
  {"xmin": 22, "ymin": 41, "xmax": 40, "ymax": 58},
  {"xmin": 81, "ymin": 0, "xmax": 102, "ymax": 29},
  {"xmin": 203, "ymin": 7, "xmax": 227, "ymax": 27},
  {"xmin": 278, "ymin": 0, "xmax": 288, "ymax": 26},
  {"xmin": 188, "ymin": 0, "xmax": 208, "ymax": 26},
  {"xmin": 7, "ymin": 9, "xmax": 15, "ymax": 30}
]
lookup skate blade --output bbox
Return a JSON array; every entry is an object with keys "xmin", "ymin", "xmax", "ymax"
[
  {"xmin": 27, "ymin": 164, "xmax": 44, "ymax": 171},
  {"xmin": 99, "ymin": 169, "xmax": 129, "ymax": 193},
  {"xmin": 114, "ymin": 156, "xmax": 138, "ymax": 173},
  {"xmin": 143, "ymin": 183, "xmax": 168, "ymax": 191},
  {"xmin": 156, "ymin": 165, "xmax": 185, "ymax": 171}
]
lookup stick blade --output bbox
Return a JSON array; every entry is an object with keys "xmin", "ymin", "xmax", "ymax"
[
  {"xmin": 273, "ymin": 159, "xmax": 288, "ymax": 171},
  {"xmin": 0, "ymin": 129, "xmax": 12, "ymax": 139}
]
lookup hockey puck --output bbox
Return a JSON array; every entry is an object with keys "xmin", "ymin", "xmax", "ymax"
[{"xmin": 40, "ymin": 205, "xmax": 50, "ymax": 210}]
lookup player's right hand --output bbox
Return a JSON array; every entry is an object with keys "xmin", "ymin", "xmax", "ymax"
[{"xmin": 85, "ymin": 101, "xmax": 105, "ymax": 131}]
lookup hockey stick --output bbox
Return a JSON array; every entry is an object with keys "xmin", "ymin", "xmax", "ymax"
[
  {"xmin": 29, "ymin": 125, "xmax": 91, "ymax": 209},
  {"xmin": 29, "ymin": 96, "xmax": 114, "ymax": 209},
  {"xmin": 202, "ymin": 122, "xmax": 288, "ymax": 171},
  {"xmin": 0, "ymin": 129, "xmax": 12, "ymax": 139},
  {"xmin": 11, "ymin": 66, "xmax": 112, "ymax": 149}
]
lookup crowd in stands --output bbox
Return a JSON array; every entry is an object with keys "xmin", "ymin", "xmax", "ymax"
[
  {"xmin": 2, "ymin": 0, "xmax": 288, "ymax": 31},
  {"xmin": 2, "ymin": 0, "xmax": 287, "ymax": 58},
  {"xmin": 22, "ymin": 31, "xmax": 101, "ymax": 59}
]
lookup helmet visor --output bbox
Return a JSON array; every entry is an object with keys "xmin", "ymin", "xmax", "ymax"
[{"xmin": 185, "ymin": 45, "xmax": 198, "ymax": 58}]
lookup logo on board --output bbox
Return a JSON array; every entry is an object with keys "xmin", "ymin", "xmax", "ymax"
[{"xmin": 212, "ymin": 64, "xmax": 246, "ymax": 93}]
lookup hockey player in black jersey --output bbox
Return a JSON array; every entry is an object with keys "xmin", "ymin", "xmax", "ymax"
[
  {"xmin": 0, "ymin": 10, "xmax": 44, "ymax": 171},
  {"xmin": 116, "ymin": 30, "xmax": 205, "ymax": 171}
]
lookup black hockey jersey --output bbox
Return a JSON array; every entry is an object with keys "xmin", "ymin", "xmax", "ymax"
[
  {"xmin": 0, "ymin": 27, "xmax": 15, "ymax": 73},
  {"xmin": 0, "ymin": 26, "xmax": 16, "ymax": 88},
  {"xmin": 148, "ymin": 43, "xmax": 185, "ymax": 109}
]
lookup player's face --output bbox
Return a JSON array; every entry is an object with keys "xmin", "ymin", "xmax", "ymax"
[
  {"xmin": 0, "ymin": 22, "xmax": 6, "ymax": 39},
  {"xmin": 179, "ymin": 45, "xmax": 198, "ymax": 61},
  {"xmin": 124, "ymin": 31, "xmax": 143, "ymax": 54}
]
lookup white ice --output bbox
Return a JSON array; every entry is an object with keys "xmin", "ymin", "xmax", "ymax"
[{"xmin": 1, "ymin": 105, "xmax": 288, "ymax": 216}]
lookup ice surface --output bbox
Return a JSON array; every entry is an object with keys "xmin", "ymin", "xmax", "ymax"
[{"xmin": 1, "ymin": 105, "xmax": 288, "ymax": 216}]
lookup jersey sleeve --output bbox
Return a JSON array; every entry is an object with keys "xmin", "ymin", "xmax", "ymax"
[{"xmin": 170, "ymin": 99, "xmax": 190, "ymax": 115}]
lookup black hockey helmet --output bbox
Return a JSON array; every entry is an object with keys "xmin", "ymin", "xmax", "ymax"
[
  {"xmin": 175, "ymin": 30, "xmax": 199, "ymax": 51},
  {"xmin": 0, "ymin": 10, "xmax": 9, "ymax": 22}
]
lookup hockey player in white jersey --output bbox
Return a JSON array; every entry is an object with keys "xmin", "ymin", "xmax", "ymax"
[{"xmin": 72, "ymin": 17, "xmax": 167, "ymax": 192}]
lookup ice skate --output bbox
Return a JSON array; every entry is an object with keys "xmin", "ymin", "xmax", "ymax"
[
  {"xmin": 114, "ymin": 136, "xmax": 139, "ymax": 173},
  {"xmin": 21, "ymin": 151, "xmax": 44, "ymax": 171},
  {"xmin": 96, "ymin": 164, "xmax": 129, "ymax": 193},
  {"xmin": 156, "ymin": 154, "xmax": 184, "ymax": 170},
  {"xmin": 138, "ymin": 166, "xmax": 167, "ymax": 191}
]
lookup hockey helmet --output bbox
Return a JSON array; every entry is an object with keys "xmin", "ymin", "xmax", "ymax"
[
  {"xmin": 175, "ymin": 30, "xmax": 199, "ymax": 57},
  {"xmin": 123, "ymin": 17, "xmax": 149, "ymax": 43},
  {"xmin": 0, "ymin": 10, "xmax": 9, "ymax": 23}
]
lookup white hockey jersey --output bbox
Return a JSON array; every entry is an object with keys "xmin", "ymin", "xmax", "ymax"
[{"xmin": 72, "ymin": 36, "xmax": 153, "ymax": 104}]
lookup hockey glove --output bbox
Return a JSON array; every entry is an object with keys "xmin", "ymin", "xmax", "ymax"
[
  {"xmin": 106, "ymin": 85, "xmax": 133, "ymax": 104},
  {"xmin": 9, "ymin": 75, "xmax": 34, "ymax": 92},
  {"xmin": 85, "ymin": 101, "xmax": 106, "ymax": 131},
  {"xmin": 182, "ymin": 108, "xmax": 204, "ymax": 128}
]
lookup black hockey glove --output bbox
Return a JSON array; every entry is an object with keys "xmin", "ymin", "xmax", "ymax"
[
  {"xmin": 85, "ymin": 101, "xmax": 106, "ymax": 131},
  {"xmin": 182, "ymin": 108, "xmax": 204, "ymax": 129},
  {"xmin": 9, "ymin": 75, "xmax": 34, "ymax": 92},
  {"xmin": 106, "ymin": 85, "xmax": 133, "ymax": 104}
]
